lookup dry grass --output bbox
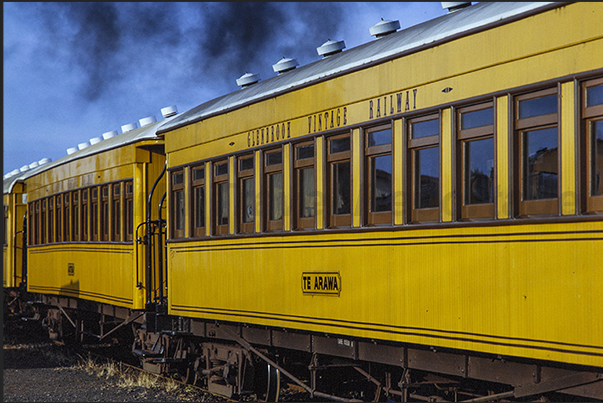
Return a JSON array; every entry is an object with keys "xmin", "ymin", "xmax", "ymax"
[{"xmin": 76, "ymin": 353, "xmax": 185, "ymax": 395}]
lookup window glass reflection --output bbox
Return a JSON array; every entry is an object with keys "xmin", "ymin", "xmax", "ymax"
[
  {"xmin": 371, "ymin": 155, "xmax": 392, "ymax": 212},
  {"xmin": 523, "ymin": 127, "xmax": 558, "ymax": 200},
  {"xmin": 519, "ymin": 95, "xmax": 557, "ymax": 119},
  {"xmin": 415, "ymin": 147, "xmax": 439, "ymax": 208},
  {"xmin": 465, "ymin": 138, "xmax": 494, "ymax": 204}
]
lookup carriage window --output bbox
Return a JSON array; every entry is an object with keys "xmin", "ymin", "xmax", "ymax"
[
  {"xmin": 238, "ymin": 155, "xmax": 255, "ymax": 234},
  {"xmin": 63, "ymin": 193, "xmax": 70, "ymax": 242},
  {"xmin": 366, "ymin": 126, "xmax": 392, "ymax": 225},
  {"xmin": 515, "ymin": 88, "xmax": 559, "ymax": 216},
  {"xmin": 171, "ymin": 170, "xmax": 185, "ymax": 239},
  {"xmin": 81, "ymin": 189, "xmax": 88, "ymax": 241},
  {"xmin": 29, "ymin": 204, "xmax": 35, "ymax": 245},
  {"xmin": 91, "ymin": 187, "xmax": 98, "ymax": 241},
  {"xmin": 55, "ymin": 195, "xmax": 62, "ymax": 242},
  {"xmin": 35, "ymin": 201, "xmax": 41, "ymax": 245},
  {"xmin": 458, "ymin": 103, "xmax": 495, "ymax": 220},
  {"xmin": 294, "ymin": 141, "xmax": 315, "ymax": 230},
  {"xmin": 100, "ymin": 185, "xmax": 109, "ymax": 241},
  {"xmin": 124, "ymin": 182, "xmax": 133, "ymax": 241},
  {"xmin": 213, "ymin": 161, "xmax": 229, "ymax": 235},
  {"xmin": 3, "ymin": 205, "xmax": 7, "ymax": 246},
  {"xmin": 265, "ymin": 149, "xmax": 283, "ymax": 232},
  {"xmin": 191, "ymin": 166, "xmax": 206, "ymax": 237},
  {"xmin": 48, "ymin": 197, "xmax": 54, "ymax": 243},
  {"xmin": 582, "ymin": 77, "xmax": 603, "ymax": 212},
  {"xmin": 409, "ymin": 114, "xmax": 440, "ymax": 223},
  {"xmin": 112, "ymin": 184, "xmax": 121, "ymax": 241},
  {"xmin": 72, "ymin": 191, "xmax": 79, "ymax": 242},
  {"xmin": 327, "ymin": 134, "xmax": 351, "ymax": 228},
  {"xmin": 40, "ymin": 199, "xmax": 46, "ymax": 244}
]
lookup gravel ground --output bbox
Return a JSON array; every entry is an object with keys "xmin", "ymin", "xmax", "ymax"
[{"xmin": 3, "ymin": 316, "xmax": 227, "ymax": 402}]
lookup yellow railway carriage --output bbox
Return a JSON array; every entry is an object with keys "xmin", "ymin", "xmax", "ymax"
[
  {"xmin": 155, "ymin": 2, "xmax": 603, "ymax": 399},
  {"xmin": 4, "ymin": 159, "xmax": 52, "ymax": 312},
  {"xmin": 24, "ymin": 115, "xmax": 172, "ymax": 318}
]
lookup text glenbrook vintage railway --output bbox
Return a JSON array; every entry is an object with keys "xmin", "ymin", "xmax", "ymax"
[{"xmin": 4, "ymin": 2, "xmax": 603, "ymax": 402}]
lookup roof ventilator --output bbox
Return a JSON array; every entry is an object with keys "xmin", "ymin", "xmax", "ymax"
[
  {"xmin": 236, "ymin": 72, "xmax": 260, "ymax": 88},
  {"xmin": 102, "ymin": 130, "xmax": 118, "ymax": 140},
  {"xmin": 89, "ymin": 136, "xmax": 103, "ymax": 145},
  {"xmin": 121, "ymin": 123, "xmax": 138, "ymax": 133},
  {"xmin": 77, "ymin": 141, "xmax": 90, "ymax": 150},
  {"xmin": 317, "ymin": 39, "xmax": 346, "ymax": 57},
  {"xmin": 161, "ymin": 105, "xmax": 178, "ymax": 118},
  {"xmin": 66, "ymin": 147, "xmax": 78, "ymax": 155},
  {"xmin": 441, "ymin": 2, "xmax": 471, "ymax": 13},
  {"xmin": 139, "ymin": 116, "xmax": 157, "ymax": 127},
  {"xmin": 273, "ymin": 57, "xmax": 298, "ymax": 74},
  {"xmin": 369, "ymin": 18, "xmax": 400, "ymax": 38}
]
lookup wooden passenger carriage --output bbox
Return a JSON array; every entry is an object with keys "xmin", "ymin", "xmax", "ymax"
[{"xmin": 156, "ymin": 2, "xmax": 603, "ymax": 399}]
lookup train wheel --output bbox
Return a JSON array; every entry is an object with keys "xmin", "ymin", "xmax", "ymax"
[{"xmin": 264, "ymin": 363, "xmax": 281, "ymax": 402}]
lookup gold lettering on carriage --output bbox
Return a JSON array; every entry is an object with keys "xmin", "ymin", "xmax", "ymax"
[
  {"xmin": 368, "ymin": 88, "xmax": 418, "ymax": 119},
  {"xmin": 302, "ymin": 272, "xmax": 341, "ymax": 296}
]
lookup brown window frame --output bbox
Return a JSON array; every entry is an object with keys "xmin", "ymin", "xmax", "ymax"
[
  {"xmin": 190, "ymin": 166, "xmax": 206, "ymax": 238},
  {"xmin": 3, "ymin": 205, "xmax": 7, "ymax": 246},
  {"xmin": 514, "ymin": 87, "xmax": 559, "ymax": 217},
  {"xmin": 55, "ymin": 194, "xmax": 62, "ymax": 242},
  {"xmin": 28, "ymin": 203, "xmax": 35, "ymax": 245},
  {"xmin": 72, "ymin": 190, "xmax": 79, "ymax": 242},
  {"xmin": 63, "ymin": 193, "xmax": 70, "ymax": 242},
  {"xmin": 213, "ymin": 160, "xmax": 229, "ymax": 236},
  {"xmin": 81, "ymin": 188, "xmax": 88, "ymax": 242},
  {"xmin": 327, "ymin": 133, "xmax": 352, "ymax": 228},
  {"xmin": 111, "ymin": 183, "xmax": 121, "ymax": 242},
  {"xmin": 100, "ymin": 185, "xmax": 110, "ymax": 241},
  {"xmin": 582, "ymin": 77, "xmax": 603, "ymax": 213},
  {"xmin": 237, "ymin": 154, "xmax": 255, "ymax": 234},
  {"xmin": 457, "ymin": 102, "xmax": 495, "ymax": 220},
  {"xmin": 365, "ymin": 125, "xmax": 393, "ymax": 226},
  {"xmin": 171, "ymin": 170, "xmax": 185, "ymax": 239},
  {"xmin": 264, "ymin": 148, "xmax": 284, "ymax": 232},
  {"xmin": 48, "ymin": 197, "xmax": 54, "ymax": 243},
  {"xmin": 409, "ymin": 113, "xmax": 441, "ymax": 223},
  {"xmin": 91, "ymin": 187, "xmax": 98, "ymax": 241},
  {"xmin": 40, "ymin": 199, "xmax": 46, "ymax": 244},
  {"xmin": 124, "ymin": 181, "xmax": 133, "ymax": 241},
  {"xmin": 34, "ymin": 201, "xmax": 41, "ymax": 245},
  {"xmin": 293, "ymin": 140, "xmax": 316, "ymax": 230}
]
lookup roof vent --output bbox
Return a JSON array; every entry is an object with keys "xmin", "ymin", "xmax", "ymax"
[
  {"xmin": 236, "ymin": 72, "xmax": 260, "ymax": 88},
  {"xmin": 4, "ymin": 173, "xmax": 12, "ymax": 179},
  {"xmin": 121, "ymin": 122, "xmax": 138, "ymax": 133},
  {"xmin": 66, "ymin": 147, "xmax": 78, "ymax": 155},
  {"xmin": 369, "ymin": 18, "xmax": 400, "ymax": 38},
  {"xmin": 39, "ymin": 158, "xmax": 51, "ymax": 165},
  {"xmin": 139, "ymin": 116, "xmax": 157, "ymax": 127},
  {"xmin": 102, "ymin": 130, "xmax": 118, "ymax": 140},
  {"xmin": 20, "ymin": 165, "xmax": 30, "ymax": 172},
  {"xmin": 29, "ymin": 161, "xmax": 39, "ymax": 169},
  {"xmin": 89, "ymin": 137, "xmax": 103, "ymax": 145},
  {"xmin": 161, "ymin": 105, "xmax": 178, "ymax": 118},
  {"xmin": 441, "ymin": 2, "xmax": 471, "ymax": 13},
  {"xmin": 317, "ymin": 39, "xmax": 346, "ymax": 57},
  {"xmin": 11, "ymin": 169, "xmax": 20, "ymax": 176},
  {"xmin": 77, "ymin": 141, "xmax": 90, "ymax": 150},
  {"xmin": 272, "ymin": 57, "xmax": 298, "ymax": 74}
]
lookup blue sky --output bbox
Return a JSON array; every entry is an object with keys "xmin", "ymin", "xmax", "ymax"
[{"xmin": 3, "ymin": 2, "xmax": 447, "ymax": 175}]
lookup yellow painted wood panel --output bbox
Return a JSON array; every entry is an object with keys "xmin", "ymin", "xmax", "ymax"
[
  {"xmin": 315, "ymin": 136, "xmax": 324, "ymax": 230},
  {"xmin": 441, "ymin": 109, "xmax": 453, "ymax": 222},
  {"xmin": 496, "ymin": 96, "xmax": 510, "ymax": 220},
  {"xmin": 561, "ymin": 81, "xmax": 577, "ymax": 215},
  {"xmin": 394, "ymin": 119, "xmax": 404, "ymax": 226},
  {"xmin": 168, "ymin": 220, "xmax": 603, "ymax": 368},
  {"xmin": 352, "ymin": 128, "xmax": 361, "ymax": 227},
  {"xmin": 28, "ymin": 244, "xmax": 135, "ymax": 308}
]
